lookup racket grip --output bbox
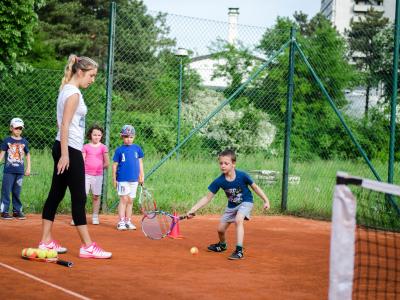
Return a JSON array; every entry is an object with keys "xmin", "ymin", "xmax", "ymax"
[
  {"xmin": 57, "ymin": 259, "xmax": 73, "ymax": 268},
  {"xmin": 180, "ymin": 213, "xmax": 195, "ymax": 220}
]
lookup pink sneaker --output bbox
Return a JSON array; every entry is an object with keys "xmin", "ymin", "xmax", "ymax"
[
  {"xmin": 79, "ymin": 242, "xmax": 112, "ymax": 259},
  {"xmin": 38, "ymin": 240, "xmax": 67, "ymax": 254}
]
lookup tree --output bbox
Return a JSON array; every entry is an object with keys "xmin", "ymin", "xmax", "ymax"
[
  {"xmin": 209, "ymin": 39, "xmax": 257, "ymax": 100},
  {"xmin": 32, "ymin": 0, "xmax": 177, "ymax": 108},
  {"xmin": 347, "ymin": 8, "xmax": 389, "ymax": 117},
  {"xmin": 0, "ymin": 0, "xmax": 43, "ymax": 76},
  {"xmin": 112, "ymin": 1, "xmax": 175, "ymax": 104},
  {"xmin": 33, "ymin": 0, "xmax": 127, "ymax": 67},
  {"xmin": 372, "ymin": 23, "xmax": 398, "ymax": 103},
  {"xmin": 258, "ymin": 17, "xmax": 293, "ymax": 57},
  {"xmin": 257, "ymin": 13, "xmax": 357, "ymax": 160}
]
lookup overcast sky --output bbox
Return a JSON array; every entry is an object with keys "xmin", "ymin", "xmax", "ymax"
[{"xmin": 141, "ymin": 0, "xmax": 321, "ymax": 27}]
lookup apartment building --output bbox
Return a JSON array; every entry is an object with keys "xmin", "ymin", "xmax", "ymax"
[{"xmin": 320, "ymin": 0, "xmax": 395, "ymax": 33}]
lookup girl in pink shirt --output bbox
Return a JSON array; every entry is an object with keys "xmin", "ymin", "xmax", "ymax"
[{"xmin": 72, "ymin": 125, "xmax": 109, "ymax": 225}]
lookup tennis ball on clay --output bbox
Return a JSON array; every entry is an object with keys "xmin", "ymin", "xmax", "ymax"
[
  {"xmin": 37, "ymin": 250, "xmax": 47, "ymax": 259},
  {"xmin": 29, "ymin": 249, "xmax": 38, "ymax": 258},
  {"xmin": 47, "ymin": 250, "xmax": 58, "ymax": 258},
  {"xmin": 26, "ymin": 248, "xmax": 34, "ymax": 257},
  {"xmin": 21, "ymin": 248, "xmax": 28, "ymax": 257},
  {"xmin": 190, "ymin": 246, "xmax": 199, "ymax": 255}
]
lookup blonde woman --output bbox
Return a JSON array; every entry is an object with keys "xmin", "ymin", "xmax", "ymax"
[{"xmin": 38, "ymin": 55, "xmax": 111, "ymax": 259}]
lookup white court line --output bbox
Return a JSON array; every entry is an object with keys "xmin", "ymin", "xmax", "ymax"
[{"xmin": 0, "ymin": 261, "xmax": 91, "ymax": 300}]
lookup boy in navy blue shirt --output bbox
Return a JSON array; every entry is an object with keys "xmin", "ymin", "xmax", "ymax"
[
  {"xmin": 112, "ymin": 125, "xmax": 144, "ymax": 230},
  {"xmin": 0, "ymin": 118, "xmax": 31, "ymax": 220},
  {"xmin": 187, "ymin": 149, "xmax": 270, "ymax": 260}
]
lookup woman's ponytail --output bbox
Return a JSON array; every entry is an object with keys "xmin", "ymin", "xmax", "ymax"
[{"xmin": 59, "ymin": 55, "xmax": 98, "ymax": 91}]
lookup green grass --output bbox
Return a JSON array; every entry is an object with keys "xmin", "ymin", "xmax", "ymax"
[{"xmin": 18, "ymin": 149, "xmax": 398, "ymax": 220}]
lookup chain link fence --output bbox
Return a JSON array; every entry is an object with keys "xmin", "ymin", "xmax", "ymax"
[
  {"xmin": 0, "ymin": 3, "xmax": 398, "ymax": 218},
  {"xmin": 286, "ymin": 21, "xmax": 399, "ymax": 218}
]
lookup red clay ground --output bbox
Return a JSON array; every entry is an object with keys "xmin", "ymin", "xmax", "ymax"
[{"xmin": 0, "ymin": 214, "xmax": 331, "ymax": 299}]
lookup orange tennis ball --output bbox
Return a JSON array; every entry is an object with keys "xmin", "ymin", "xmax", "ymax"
[
  {"xmin": 29, "ymin": 249, "xmax": 38, "ymax": 258},
  {"xmin": 190, "ymin": 246, "xmax": 199, "ymax": 255}
]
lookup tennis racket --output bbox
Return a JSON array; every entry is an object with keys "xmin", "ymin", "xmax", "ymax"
[
  {"xmin": 21, "ymin": 255, "xmax": 73, "ymax": 268},
  {"xmin": 138, "ymin": 184, "xmax": 157, "ymax": 215},
  {"xmin": 141, "ymin": 211, "xmax": 194, "ymax": 240}
]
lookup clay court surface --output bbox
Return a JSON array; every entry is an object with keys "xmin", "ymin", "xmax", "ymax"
[{"xmin": 0, "ymin": 214, "xmax": 331, "ymax": 299}]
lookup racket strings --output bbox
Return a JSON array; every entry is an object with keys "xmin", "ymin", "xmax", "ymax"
[
  {"xmin": 139, "ymin": 188, "xmax": 157, "ymax": 214},
  {"xmin": 141, "ymin": 213, "xmax": 173, "ymax": 239},
  {"xmin": 159, "ymin": 214, "xmax": 172, "ymax": 234}
]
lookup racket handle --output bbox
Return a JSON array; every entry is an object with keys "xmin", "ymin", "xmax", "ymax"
[
  {"xmin": 180, "ymin": 213, "xmax": 195, "ymax": 220},
  {"xmin": 57, "ymin": 259, "xmax": 73, "ymax": 268}
]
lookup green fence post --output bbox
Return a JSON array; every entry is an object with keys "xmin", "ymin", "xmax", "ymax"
[
  {"xmin": 101, "ymin": 1, "xmax": 116, "ymax": 212},
  {"xmin": 175, "ymin": 48, "xmax": 188, "ymax": 159},
  {"xmin": 388, "ymin": 0, "xmax": 400, "ymax": 184},
  {"xmin": 281, "ymin": 27, "xmax": 296, "ymax": 212}
]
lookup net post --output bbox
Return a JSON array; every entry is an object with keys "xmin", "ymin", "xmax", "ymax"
[{"xmin": 329, "ymin": 172, "xmax": 357, "ymax": 300}]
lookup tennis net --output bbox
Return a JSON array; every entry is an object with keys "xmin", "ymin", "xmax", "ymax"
[{"xmin": 329, "ymin": 172, "xmax": 400, "ymax": 300}]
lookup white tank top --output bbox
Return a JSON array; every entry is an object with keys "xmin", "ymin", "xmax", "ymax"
[{"xmin": 56, "ymin": 84, "xmax": 87, "ymax": 150}]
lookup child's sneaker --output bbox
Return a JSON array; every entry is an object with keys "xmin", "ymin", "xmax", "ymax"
[
  {"xmin": 13, "ymin": 212, "xmax": 26, "ymax": 220},
  {"xmin": 38, "ymin": 240, "xmax": 67, "ymax": 254},
  {"xmin": 207, "ymin": 242, "xmax": 227, "ymax": 252},
  {"xmin": 228, "ymin": 250, "xmax": 244, "ymax": 260},
  {"xmin": 79, "ymin": 242, "xmax": 112, "ymax": 259},
  {"xmin": 1, "ymin": 212, "xmax": 14, "ymax": 220},
  {"xmin": 117, "ymin": 221, "xmax": 127, "ymax": 230},
  {"xmin": 125, "ymin": 220, "xmax": 136, "ymax": 230},
  {"xmin": 92, "ymin": 216, "xmax": 100, "ymax": 225}
]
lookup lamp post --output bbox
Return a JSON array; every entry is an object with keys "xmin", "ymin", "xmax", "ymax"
[{"xmin": 175, "ymin": 48, "xmax": 188, "ymax": 159}]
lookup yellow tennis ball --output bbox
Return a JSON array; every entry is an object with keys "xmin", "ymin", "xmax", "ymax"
[
  {"xmin": 190, "ymin": 246, "xmax": 199, "ymax": 255},
  {"xmin": 26, "ymin": 248, "xmax": 34, "ymax": 257},
  {"xmin": 21, "ymin": 248, "xmax": 27, "ymax": 257},
  {"xmin": 37, "ymin": 250, "xmax": 47, "ymax": 259},
  {"xmin": 47, "ymin": 250, "xmax": 58, "ymax": 258}
]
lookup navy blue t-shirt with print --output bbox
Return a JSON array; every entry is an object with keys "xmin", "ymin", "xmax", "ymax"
[
  {"xmin": 113, "ymin": 144, "xmax": 144, "ymax": 182},
  {"xmin": 208, "ymin": 169, "xmax": 254, "ymax": 208},
  {"xmin": 1, "ymin": 136, "xmax": 30, "ymax": 174}
]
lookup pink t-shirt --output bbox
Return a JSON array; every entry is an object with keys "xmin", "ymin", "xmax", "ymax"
[{"xmin": 82, "ymin": 143, "xmax": 108, "ymax": 176}]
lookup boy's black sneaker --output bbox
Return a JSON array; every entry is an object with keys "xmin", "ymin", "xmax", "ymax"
[
  {"xmin": 13, "ymin": 212, "xmax": 26, "ymax": 220},
  {"xmin": 207, "ymin": 242, "xmax": 227, "ymax": 252},
  {"xmin": 228, "ymin": 250, "xmax": 244, "ymax": 260},
  {"xmin": 1, "ymin": 212, "xmax": 14, "ymax": 220}
]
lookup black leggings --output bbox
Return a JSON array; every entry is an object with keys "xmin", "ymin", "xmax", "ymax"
[{"xmin": 42, "ymin": 141, "xmax": 87, "ymax": 225}]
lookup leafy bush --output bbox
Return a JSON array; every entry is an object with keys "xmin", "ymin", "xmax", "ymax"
[{"xmin": 183, "ymin": 90, "xmax": 276, "ymax": 155}]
